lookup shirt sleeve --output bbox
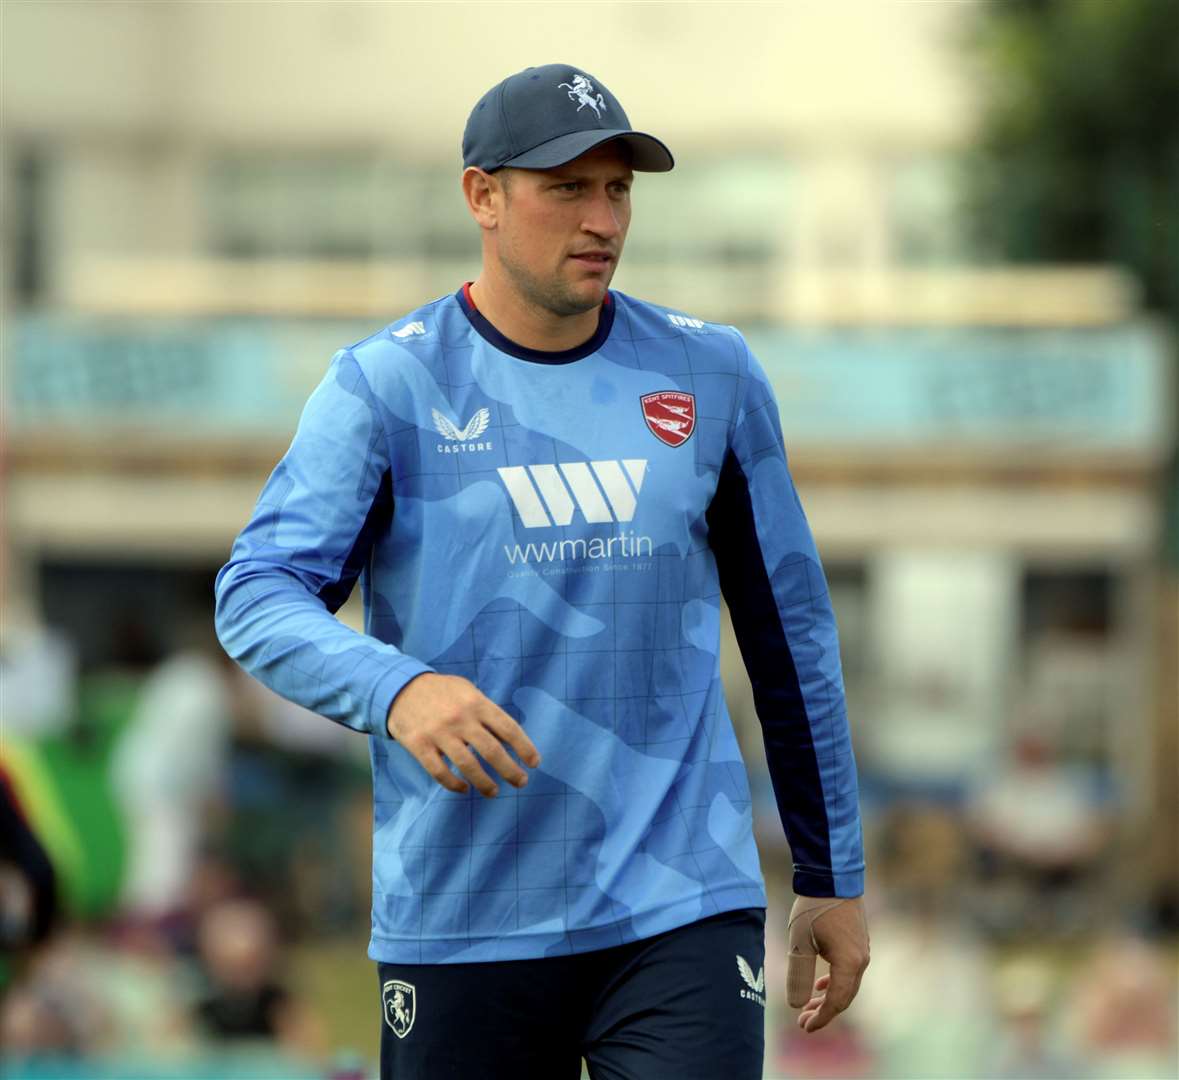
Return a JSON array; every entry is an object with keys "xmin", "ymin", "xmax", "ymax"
[
  {"xmin": 213, "ymin": 347, "xmax": 433, "ymax": 736},
  {"xmin": 705, "ymin": 337, "xmax": 865, "ymax": 897}
]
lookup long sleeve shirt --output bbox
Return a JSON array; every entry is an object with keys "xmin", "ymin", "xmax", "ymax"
[{"xmin": 214, "ymin": 285, "xmax": 864, "ymax": 963}]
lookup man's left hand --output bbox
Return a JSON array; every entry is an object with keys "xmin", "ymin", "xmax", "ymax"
[{"xmin": 786, "ymin": 894, "xmax": 870, "ymax": 1033}]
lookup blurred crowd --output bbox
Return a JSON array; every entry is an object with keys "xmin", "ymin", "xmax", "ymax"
[
  {"xmin": 2, "ymin": 607, "xmax": 372, "ymax": 1079},
  {"xmin": 2, "ymin": 594, "xmax": 1175, "ymax": 1080}
]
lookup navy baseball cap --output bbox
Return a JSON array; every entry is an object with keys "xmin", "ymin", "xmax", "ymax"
[{"xmin": 463, "ymin": 64, "xmax": 674, "ymax": 173}]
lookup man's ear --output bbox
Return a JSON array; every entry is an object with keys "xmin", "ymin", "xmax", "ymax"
[{"xmin": 462, "ymin": 167, "xmax": 502, "ymax": 230}]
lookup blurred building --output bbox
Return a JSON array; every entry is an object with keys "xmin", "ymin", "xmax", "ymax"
[{"xmin": 2, "ymin": 1, "xmax": 1175, "ymax": 914}]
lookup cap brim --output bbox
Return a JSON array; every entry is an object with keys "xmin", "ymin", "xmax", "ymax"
[{"xmin": 502, "ymin": 129, "xmax": 674, "ymax": 172}]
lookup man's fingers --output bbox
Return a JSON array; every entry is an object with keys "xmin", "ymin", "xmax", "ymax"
[
  {"xmin": 417, "ymin": 747, "xmax": 469, "ymax": 794},
  {"xmin": 482, "ymin": 705, "xmax": 541, "ymax": 768},
  {"xmin": 786, "ymin": 951, "xmax": 817, "ymax": 1009},
  {"xmin": 391, "ymin": 676, "xmax": 543, "ymax": 798},
  {"xmin": 800, "ymin": 975, "xmax": 830, "ymax": 1010},
  {"xmin": 799, "ymin": 962, "xmax": 863, "ymax": 1033},
  {"xmin": 823, "ymin": 959, "xmax": 863, "ymax": 1013},
  {"xmin": 466, "ymin": 728, "xmax": 529, "ymax": 788},
  {"xmin": 441, "ymin": 739, "xmax": 499, "ymax": 798},
  {"xmin": 800, "ymin": 998, "xmax": 838, "ymax": 1033}
]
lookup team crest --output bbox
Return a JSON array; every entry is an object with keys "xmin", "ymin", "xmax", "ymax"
[
  {"xmin": 558, "ymin": 74, "xmax": 607, "ymax": 118},
  {"xmin": 641, "ymin": 391, "xmax": 696, "ymax": 447},
  {"xmin": 382, "ymin": 979, "xmax": 416, "ymax": 1039}
]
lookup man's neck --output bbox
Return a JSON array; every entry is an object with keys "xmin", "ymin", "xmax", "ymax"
[{"xmin": 467, "ymin": 275, "xmax": 603, "ymax": 353}]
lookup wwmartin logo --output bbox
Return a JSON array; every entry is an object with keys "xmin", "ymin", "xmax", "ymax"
[
  {"xmin": 497, "ymin": 460, "xmax": 645, "ymax": 528},
  {"xmin": 433, "ymin": 407, "xmax": 493, "ymax": 454},
  {"xmin": 498, "ymin": 460, "xmax": 653, "ymax": 566}
]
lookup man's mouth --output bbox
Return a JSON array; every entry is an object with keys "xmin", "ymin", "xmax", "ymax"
[{"xmin": 569, "ymin": 252, "xmax": 614, "ymax": 268}]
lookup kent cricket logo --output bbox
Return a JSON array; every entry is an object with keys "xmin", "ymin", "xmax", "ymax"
[
  {"xmin": 433, "ymin": 407, "xmax": 493, "ymax": 454},
  {"xmin": 558, "ymin": 73, "xmax": 606, "ymax": 118},
  {"xmin": 382, "ymin": 979, "xmax": 416, "ymax": 1039},
  {"xmin": 641, "ymin": 391, "xmax": 695, "ymax": 447},
  {"xmin": 736, "ymin": 955, "xmax": 766, "ymax": 1008}
]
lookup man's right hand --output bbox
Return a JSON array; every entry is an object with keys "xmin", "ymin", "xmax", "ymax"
[{"xmin": 386, "ymin": 673, "xmax": 541, "ymax": 798}]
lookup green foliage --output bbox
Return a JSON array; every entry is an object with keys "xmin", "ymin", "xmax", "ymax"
[{"xmin": 963, "ymin": 0, "xmax": 1179, "ymax": 317}]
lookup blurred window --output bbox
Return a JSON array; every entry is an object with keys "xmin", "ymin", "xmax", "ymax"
[
  {"xmin": 1017, "ymin": 568, "xmax": 1119, "ymax": 768},
  {"xmin": 826, "ymin": 562, "xmax": 869, "ymax": 680},
  {"xmin": 207, "ymin": 153, "xmax": 395, "ymax": 260},
  {"xmin": 7, "ymin": 146, "xmax": 48, "ymax": 302},
  {"xmin": 624, "ymin": 155, "xmax": 793, "ymax": 265},
  {"xmin": 886, "ymin": 152, "xmax": 967, "ymax": 265},
  {"xmin": 203, "ymin": 152, "xmax": 791, "ymax": 267},
  {"xmin": 1022, "ymin": 569, "xmax": 1114, "ymax": 640},
  {"xmin": 38, "ymin": 560, "xmax": 220, "ymax": 672},
  {"xmin": 204, "ymin": 154, "xmax": 492, "ymax": 261},
  {"xmin": 418, "ymin": 167, "xmax": 478, "ymax": 260},
  {"xmin": 825, "ymin": 562, "xmax": 873, "ymax": 742}
]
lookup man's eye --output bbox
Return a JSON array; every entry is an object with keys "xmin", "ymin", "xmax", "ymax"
[{"xmin": 558, "ymin": 182, "xmax": 581, "ymax": 192}]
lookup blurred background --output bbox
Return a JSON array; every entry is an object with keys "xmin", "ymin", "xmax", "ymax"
[{"xmin": 2, "ymin": 2, "xmax": 1176, "ymax": 1078}]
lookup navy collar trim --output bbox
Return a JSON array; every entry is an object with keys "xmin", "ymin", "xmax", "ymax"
[{"xmin": 456, "ymin": 283, "xmax": 614, "ymax": 364}]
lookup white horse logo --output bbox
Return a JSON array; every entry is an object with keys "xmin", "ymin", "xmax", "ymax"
[
  {"xmin": 382, "ymin": 979, "xmax": 416, "ymax": 1039},
  {"xmin": 558, "ymin": 74, "xmax": 607, "ymax": 118}
]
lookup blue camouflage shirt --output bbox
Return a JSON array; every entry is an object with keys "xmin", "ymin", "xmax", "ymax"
[{"xmin": 214, "ymin": 285, "xmax": 864, "ymax": 963}]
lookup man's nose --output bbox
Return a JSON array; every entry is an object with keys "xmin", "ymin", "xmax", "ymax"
[{"xmin": 581, "ymin": 189, "xmax": 624, "ymax": 240}]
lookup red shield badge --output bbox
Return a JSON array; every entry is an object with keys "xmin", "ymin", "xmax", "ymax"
[{"xmin": 641, "ymin": 391, "xmax": 696, "ymax": 447}]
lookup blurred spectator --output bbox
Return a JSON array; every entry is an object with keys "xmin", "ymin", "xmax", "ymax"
[
  {"xmin": 1065, "ymin": 931, "xmax": 1178, "ymax": 1079},
  {"xmin": 110, "ymin": 631, "xmax": 234, "ymax": 917},
  {"xmin": 222, "ymin": 680, "xmax": 371, "ymax": 933},
  {"xmin": 1, "ymin": 929, "xmax": 127, "ymax": 1062},
  {"xmin": 0, "ymin": 612, "xmax": 77, "ymax": 738},
  {"xmin": 195, "ymin": 897, "xmax": 325, "ymax": 1059},
  {"xmin": 773, "ymin": 1006, "xmax": 876, "ymax": 1079},
  {"xmin": 0, "ymin": 453, "xmax": 77, "ymax": 739},
  {"xmin": 0, "ymin": 765, "xmax": 57, "ymax": 957},
  {"xmin": 966, "ymin": 731, "xmax": 1113, "ymax": 939},
  {"xmin": 0, "ymin": 981, "xmax": 88, "ymax": 1060},
  {"xmin": 988, "ymin": 956, "xmax": 1087, "ymax": 1079},
  {"xmin": 850, "ymin": 896, "xmax": 993, "ymax": 1079},
  {"xmin": 2, "ymin": 926, "xmax": 202, "ymax": 1067},
  {"xmin": 874, "ymin": 803, "xmax": 969, "ymax": 905}
]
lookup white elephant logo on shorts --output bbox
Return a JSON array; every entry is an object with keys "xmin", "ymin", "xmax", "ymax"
[{"xmin": 383, "ymin": 979, "xmax": 417, "ymax": 1038}]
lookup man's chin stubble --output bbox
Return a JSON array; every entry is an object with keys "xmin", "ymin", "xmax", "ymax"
[
  {"xmin": 554, "ymin": 265, "xmax": 619, "ymax": 316},
  {"xmin": 508, "ymin": 265, "xmax": 608, "ymax": 319}
]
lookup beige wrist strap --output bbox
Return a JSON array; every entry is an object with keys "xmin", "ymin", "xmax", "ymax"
[{"xmin": 786, "ymin": 895, "xmax": 846, "ymax": 1007}]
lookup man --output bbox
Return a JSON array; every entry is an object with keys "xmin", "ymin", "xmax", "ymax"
[{"xmin": 215, "ymin": 63, "xmax": 868, "ymax": 1079}]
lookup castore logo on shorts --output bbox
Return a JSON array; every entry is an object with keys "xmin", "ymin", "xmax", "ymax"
[{"xmin": 736, "ymin": 955, "xmax": 766, "ymax": 1008}]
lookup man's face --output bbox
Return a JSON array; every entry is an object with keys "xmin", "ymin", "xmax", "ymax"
[{"xmin": 491, "ymin": 141, "xmax": 634, "ymax": 318}]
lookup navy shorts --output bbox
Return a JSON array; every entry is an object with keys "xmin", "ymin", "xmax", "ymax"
[{"xmin": 377, "ymin": 907, "xmax": 766, "ymax": 1080}]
